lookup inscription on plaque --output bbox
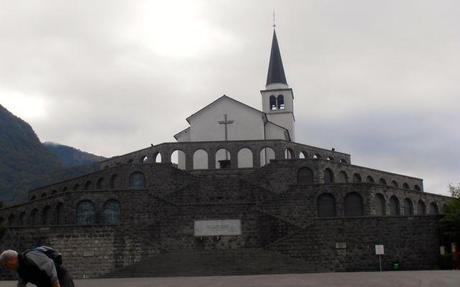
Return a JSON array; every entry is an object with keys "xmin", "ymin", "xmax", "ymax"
[{"xmin": 194, "ymin": 219, "xmax": 241, "ymax": 236}]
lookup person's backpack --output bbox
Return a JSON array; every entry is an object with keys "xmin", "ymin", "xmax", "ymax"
[{"xmin": 28, "ymin": 246, "xmax": 63, "ymax": 266}]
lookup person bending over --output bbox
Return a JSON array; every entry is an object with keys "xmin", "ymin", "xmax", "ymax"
[{"xmin": 0, "ymin": 247, "xmax": 74, "ymax": 287}]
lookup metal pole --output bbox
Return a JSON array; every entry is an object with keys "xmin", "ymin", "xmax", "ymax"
[{"xmin": 379, "ymin": 255, "xmax": 382, "ymax": 272}]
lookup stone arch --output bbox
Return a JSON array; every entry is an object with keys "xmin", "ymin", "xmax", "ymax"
[
  {"xmin": 29, "ymin": 208, "xmax": 38, "ymax": 225},
  {"xmin": 312, "ymin": 153, "xmax": 321, "ymax": 160},
  {"xmin": 375, "ymin": 194, "xmax": 386, "ymax": 216},
  {"xmin": 19, "ymin": 212, "xmax": 26, "ymax": 226},
  {"xmin": 344, "ymin": 192, "xmax": 364, "ymax": 216},
  {"xmin": 366, "ymin": 175, "xmax": 375, "ymax": 183},
  {"xmin": 31, "ymin": 195, "xmax": 36, "ymax": 200},
  {"xmin": 110, "ymin": 174, "xmax": 119, "ymax": 189},
  {"xmin": 215, "ymin": 148, "xmax": 231, "ymax": 169},
  {"xmin": 73, "ymin": 183, "xmax": 80, "ymax": 191},
  {"xmin": 269, "ymin": 95, "xmax": 276, "ymax": 110},
  {"xmin": 84, "ymin": 180, "xmax": 92, "ymax": 190},
  {"xmin": 298, "ymin": 167, "xmax": 314, "ymax": 184},
  {"xmin": 414, "ymin": 185, "xmax": 421, "ymax": 191},
  {"xmin": 429, "ymin": 202, "xmax": 439, "ymax": 215},
  {"xmin": 338, "ymin": 171, "xmax": 348, "ymax": 183},
  {"xmin": 8, "ymin": 214, "xmax": 15, "ymax": 226},
  {"xmin": 260, "ymin": 147, "xmax": 275, "ymax": 166},
  {"xmin": 103, "ymin": 199, "xmax": 121, "ymax": 225},
  {"xmin": 379, "ymin": 178, "xmax": 387, "ymax": 185},
  {"xmin": 96, "ymin": 177, "xmax": 104, "ymax": 189},
  {"xmin": 51, "ymin": 189, "xmax": 57, "ymax": 194},
  {"xmin": 129, "ymin": 171, "xmax": 146, "ymax": 189},
  {"xmin": 76, "ymin": 200, "xmax": 96, "ymax": 225},
  {"xmin": 277, "ymin": 94, "xmax": 285, "ymax": 110},
  {"xmin": 154, "ymin": 152, "xmax": 162, "ymax": 163},
  {"xmin": 339, "ymin": 159, "xmax": 348, "ymax": 164},
  {"xmin": 237, "ymin": 148, "xmax": 253, "ymax": 168},
  {"xmin": 326, "ymin": 156, "xmax": 334, "ymax": 161},
  {"xmin": 56, "ymin": 202, "xmax": 64, "ymax": 225},
  {"xmin": 417, "ymin": 200, "xmax": 426, "ymax": 215},
  {"xmin": 324, "ymin": 168, "xmax": 334, "ymax": 183},
  {"xmin": 41, "ymin": 205, "xmax": 51, "ymax": 225},
  {"xmin": 403, "ymin": 198, "xmax": 414, "ymax": 215},
  {"xmin": 193, "ymin": 149, "xmax": 209, "ymax": 170},
  {"xmin": 352, "ymin": 173, "xmax": 362, "ymax": 183},
  {"xmin": 171, "ymin": 149, "xmax": 186, "ymax": 170},
  {"xmin": 41, "ymin": 193, "xmax": 47, "ymax": 198},
  {"xmin": 389, "ymin": 196, "xmax": 400, "ymax": 215},
  {"xmin": 299, "ymin": 151, "xmax": 307, "ymax": 159},
  {"xmin": 391, "ymin": 180, "xmax": 399, "ymax": 188},
  {"xmin": 284, "ymin": 148, "xmax": 294, "ymax": 159},
  {"xmin": 317, "ymin": 193, "xmax": 336, "ymax": 217},
  {"xmin": 403, "ymin": 182, "xmax": 410, "ymax": 189},
  {"xmin": 140, "ymin": 155, "xmax": 149, "ymax": 163},
  {"xmin": 62, "ymin": 186, "xmax": 68, "ymax": 192}
]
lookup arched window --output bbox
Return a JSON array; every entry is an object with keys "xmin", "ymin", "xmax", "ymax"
[
  {"xmin": 19, "ymin": 212, "xmax": 26, "ymax": 226},
  {"xmin": 417, "ymin": 200, "xmax": 426, "ymax": 215},
  {"xmin": 298, "ymin": 167, "xmax": 314, "ymax": 184},
  {"xmin": 379, "ymin": 178, "xmax": 387, "ymax": 185},
  {"xmin": 269, "ymin": 95, "xmax": 277, "ymax": 110},
  {"xmin": 56, "ymin": 203, "xmax": 64, "ymax": 225},
  {"xmin": 129, "ymin": 172, "xmax": 146, "ymax": 189},
  {"xmin": 154, "ymin": 152, "xmax": 162, "ymax": 163},
  {"xmin": 73, "ymin": 183, "xmax": 80, "ymax": 191},
  {"xmin": 326, "ymin": 156, "xmax": 334, "ymax": 161},
  {"xmin": 84, "ymin": 180, "xmax": 92, "ymax": 190},
  {"xmin": 391, "ymin": 180, "xmax": 399, "ymax": 188},
  {"xmin": 277, "ymin": 95, "xmax": 285, "ymax": 110},
  {"xmin": 103, "ymin": 200, "xmax": 121, "ymax": 225},
  {"xmin": 339, "ymin": 159, "xmax": 348, "ymax": 164},
  {"xmin": 215, "ymin": 148, "xmax": 231, "ymax": 169},
  {"xmin": 42, "ymin": 206, "xmax": 51, "ymax": 225},
  {"xmin": 375, "ymin": 194, "xmax": 386, "ymax": 216},
  {"xmin": 414, "ymin": 185, "xmax": 421, "ymax": 191},
  {"xmin": 428, "ymin": 202, "xmax": 439, "ymax": 215},
  {"xmin": 389, "ymin": 196, "xmax": 400, "ymax": 215},
  {"xmin": 403, "ymin": 183, "xmax": 410, "ymax": 189},
  {"xmin": 366, "ymin": 176, "xmax": 375, "ymax": 183},
  {"xmin": 51, "ymin": 190, "xmax": 57, "ymax": 194},
  {"xmin": 260, "ymin": 147, "xmax": 275, "ymax": 166},
  {"xmin": 313, "ymin": 154, "xmax": 321, "ymax": 160},
  {"xmin": 110, "ymin": 174, "xmax": 118, "ymax": 189},
  {"xmin": 324, "ymin": 168, "xmax": 334, "ymax": 183},
  {"xmin": 140, "ymin": 155, "xmax": 149, "ymax": 163},
  {"xmin": 403, "ymin": 198, "xmax": 414, "ymax": 216},
  {"xmin": 317, "ymin": 193, "xmax": 336, "ymax": 217},
  {"xmin": 353, "ymin": 173, "xmax": 362, "ymax": 183},
  {"xmin": 8, "ymin": 214, "xmax": 15, "ymax": 226},
  {"xmin": 344, "ymin": 192, "xmax": 364, "ymax": 216},
  {"xmin": 338, "ymin": 171, "xmax": 348, "ymax": 183},
  {"xmin": 76, "ymin": 200, "xmax": 96, "ymax": 225},
  {"xmin": 299, "ymin": 151, "xmax": 307, "ymax": 159},
  {"xmin": 237, "ymin": 148, "xmax": 253, "ymax": 168},
  {"xmin": 41, "ymin": 193, "xmax": 47, "ymax": 198},
  {"xmin": 193, "ymin": 149, "xmax": 209, "ymax": 170},
  {"xmin": 96, "ymin": 177, "xmax": 104, "ymax": 189},
  {"xmin": 29, "ymin": 209, "xmax": 38, "ymax": 225}
]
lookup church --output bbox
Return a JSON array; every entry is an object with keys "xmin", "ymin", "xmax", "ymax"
[{"xmin": 0, "ymin": 28, "xmax": 453, "ymax": 278}]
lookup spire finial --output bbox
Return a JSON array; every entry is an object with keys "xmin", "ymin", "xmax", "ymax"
[{"xmin": 272, "ymin": 10, "xmax": 276, "ymax": 28}]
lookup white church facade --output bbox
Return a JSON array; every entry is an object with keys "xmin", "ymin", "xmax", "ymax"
[{"xmin": 174, "ymin": 30, "xmax": 295, "ymax": 169}]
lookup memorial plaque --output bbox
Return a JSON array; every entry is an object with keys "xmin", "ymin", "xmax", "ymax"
[
  {"xmin": 375, "ymin": 244, "xmax": 384, "ymax": 255},
  {"xmin": 194, "ymin": 219, "xmax": 241, "ymax": 236}
]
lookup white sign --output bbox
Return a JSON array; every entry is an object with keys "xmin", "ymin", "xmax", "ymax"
[
  {"xmin": 375, "ymin": 245, "xmax": 384, "ymax": 255},
  {"xmin": 440, "ymin": 246, "xmax": 446, "ymax": 255},
  {"xmin": 194, "ymin": 220, "xmax": 242, "ymax": 236}
]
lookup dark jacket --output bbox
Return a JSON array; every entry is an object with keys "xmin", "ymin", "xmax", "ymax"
[{"xmin": 17, "ymin": 250, "xmax": 59, "ymax": 287}]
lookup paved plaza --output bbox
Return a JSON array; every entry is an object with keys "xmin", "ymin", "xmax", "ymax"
[{"xmin": 0, "ymin": 271, "xmax": 459, "ymax": 287}]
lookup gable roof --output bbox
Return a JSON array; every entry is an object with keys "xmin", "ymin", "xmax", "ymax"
[{"xmin": 185, "ymin": 95, "xmax": 263, "ymax": 123}]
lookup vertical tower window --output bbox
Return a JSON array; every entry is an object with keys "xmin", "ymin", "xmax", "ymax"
[
  {"xmin": 269, "ymin": 95, "xmax": 277, "ymax": 110},
  {"xmin": 277, "ymin": 95, "xmax": 285, "ymax": 110}
]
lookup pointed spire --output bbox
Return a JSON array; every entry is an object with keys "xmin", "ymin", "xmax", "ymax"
[{"xmin": 266, "ymin": 29, "xmax": 287, "ymax": 87}]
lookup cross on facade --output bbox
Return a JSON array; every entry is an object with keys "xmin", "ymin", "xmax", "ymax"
[
  {"xmin": 218, "ymin": 114, "xmax": 234, "ymax": 141},
  {"xmin": 218, "ymin": 114, "xmax": 234, "ymax": 162}
]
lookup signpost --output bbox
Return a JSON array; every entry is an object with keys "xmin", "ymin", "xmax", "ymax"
[{"xmin": 375, "ymin": 244, "xmax": 384, "ymax": 272}]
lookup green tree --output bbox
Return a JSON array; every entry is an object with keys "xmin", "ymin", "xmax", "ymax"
[{"xmin": 441, "ymin": 183, "xmax": 460, "ymax": 242}]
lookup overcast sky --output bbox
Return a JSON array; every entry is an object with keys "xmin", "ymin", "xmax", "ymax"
[{"xmin": 0, "ymin": 0, "xmax": 459, "ymax": 196}]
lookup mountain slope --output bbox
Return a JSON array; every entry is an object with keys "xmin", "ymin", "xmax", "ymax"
[
  {"xmin": 44, "ymin": 142, "xmax": 105, "ymax": 168},
  {"xmin": 0, "ymin": 105, "xmax": 104, "ymax": 204}
]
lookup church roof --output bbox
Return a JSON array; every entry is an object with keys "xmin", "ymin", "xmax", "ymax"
[{"xmin": 266, "ymin": 29, "xmax": 287, "ymax": 86}]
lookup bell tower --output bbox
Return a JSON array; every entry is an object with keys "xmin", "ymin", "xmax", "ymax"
[{"xmin": 261, "ymin": 29, "xmax": 295, "ymax": 141}]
